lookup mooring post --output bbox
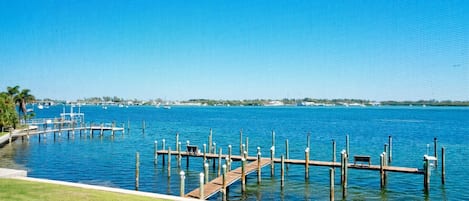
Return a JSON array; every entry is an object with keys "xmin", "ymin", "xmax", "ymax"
[
  {"xmin": 180, "ymin": 170, "xmax": 185, "ymax": 197},
  {"xmin": 305, "ymin": 147, "xmax": 310, "ymax": 179},
  {"xmin": 209, "ymin": 128, "xmax": 213, "ymax": 154},
  {"xmin": 384, "ymin": 144, "xmax": 388, "ymax": 159},
  {"xmin": 380, "ymin": 153, "xmax": 385, "ymax": 189},
  {"xmin": 442, "ymin": 147, "xmax": 445, "ymax": 184},
  {"xmin": 122, "ymin": 123, "xmax": 125, "ymax": 134},
  {"xmin": 199, "ymin": 173, "xmax": 204, "ymax": 200},
  {"xmin": 241, "ymin": 157, "xmax": 246, "ymax": 192},
  {"xmin": 178, "ymin": 142, "xmax": 182, "ymax": 168},
  {"xmin": 228, "ymin": 145, "xmax": 232, "ymax": 171},
  {"xmin": 346, "ymin": 135, "xmax": 350, "ymax": 158},
  {"xmin": 175, "ymin": 133, "xmax": 179, "ymax": 153},
  {"xmin": 388, "ymin": 136, "xmax": 392, "ymax": 163},
  {"xmin": 272, "ymin": 130, "xmax": 275, "ymax": 148},
  {"xmin": 424, "ymin": 155, "xmax": 430, "ymax": 191},
  {"xmin": 281, "ymin": 155, "xmax": 285, "ymax": 188},
  {"xmin": 218, "ymin": 148, "xmax": 222, "ymax": 177},
  {"xmin": 340, "ymin": 150, "xmax": 346, "ymax": 197},
  {"xmin": 135, "ymin": 152, "xmax": 139, "ymax": 191},
  {"xmin": 257, "ymin": 147, "xmax": 262, "ymax": 184},
  {"xmin": 100, "ymin": 123, "xmax": 104, "ymax": 136},
  {"xmin": 330, "ymin": 168, "xmax": 335, "ymax": 201},
  {"xmin": 332, "ymin": 140, "xmax": 336, "ymax": 168},
  {"xmin": 154, "ymin": 140, "xmax": 158, "ymax": 165},
  {"xmin": 186, "ymin": 140, "xmax": 190, "ymax": 168},
  {"xmin": 222, "ymin": 164, "xmax": 227, "ymax": 201},
  {"xmin": 213, "ymin": 143, "xmax": 216, "ymax": 168},
  {"xmin": 383, "ymin": 152, "xmax": 387, "ymax": 182},
  {"xmin": 241, "ymin": 144, "xmax": 245, "ymax": 156},
  {"xmin": 246, "ymin": 137, "xmax": 249, "ymax": 156},
  {"xmin": 203, "ymin": 144, "xmax": 207, "ymax": 163},
  {"xmin": 285, "ymin": 139, "xmax": 289, "ymax": 170},
  {"xmin": 168, "ymin": 146, "xmax": 172, "ymax": 177},
  {"xmin": 204, "ymin": 163, "xmax": 209, "ymax": 184},
  {"xmin": 239, "ymin": 129, "xmax": 243, "ymax": 155},
  {"xmin": 270, "ymin": 146, "xmax": 275, "ymax": 176},
  {"xmin": 162, "ymin": 139, "xmax": 166, "ymax": 166},
  {"xmin": 434, "ymin": 137, "xmax": 438, "ymax": 168}
]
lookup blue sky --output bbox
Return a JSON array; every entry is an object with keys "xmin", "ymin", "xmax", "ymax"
[{"xmin": 1, "ymin": 0, "xmax": 467, "ymax": 101}]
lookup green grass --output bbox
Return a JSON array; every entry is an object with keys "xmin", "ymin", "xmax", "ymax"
[
  {"xmin": 0, "ymin": 178, "xmax": 169, "ymax": 201},
  {"xmin": 0, "ymin": 132, "xmax": 8, "ymax": 137}
]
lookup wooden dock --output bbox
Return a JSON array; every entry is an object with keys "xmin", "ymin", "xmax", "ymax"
[{"xmin": 185, "ymin": 158, "xmax": 271, "ymax": 199}]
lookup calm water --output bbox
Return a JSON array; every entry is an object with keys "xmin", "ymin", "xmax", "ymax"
[{"xmin": 1, "ymin": 106, "xmax": 468, "ymax": 200}]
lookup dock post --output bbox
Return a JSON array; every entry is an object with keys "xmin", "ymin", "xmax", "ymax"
[
  {"xmin": 330, "ymin": 168, "xmax": 335, "ymax": 201},
  {"xmin": 281, "ymin": 155, "xmax": 285, "ymax": 188},
  {"xmin": 209, "ymin": 128, "xmax": 213, "ymax": 154},
  {"xmin": 388, "ymin": 136, "xmax": 392, "ymax": 163},
  {"xmin": 239, "ymin": 129, "xmax": 243, "ymax": 155},
  {"xmin": 434, "ymin": 137, "xmax": 438, "ymax": 168},
  {"xmin": 186, "ymin": 141, "xmax": 190, "ymax": 168},
  {"xmin": 154, "ymin": 140, "xmax": 158, "ymax": 165},
  {"xmin": 168, "ymin": 147, "xmax": 171, "ymax": 177},
  {"xmin": 246, "ymin": 137, "xmax": 249, "ymax": 156},
  {"xmin": 178, "ymin": 142, "xmax": 182, "ymax": 168},
  {"xmin": 272, "ymin": 130, "xmax": 275, "ymax": 148},
  {"xmin": 332, "ymin": 140, "xmax": 336, "ymax": 168},
  {"xmin": 222, "ymin": 164, "xmax": 227, "ymax": 201},
  {"xmin": 122, "ymin": 123, "xmax": 125, "ymax": 135},
  {"xmin": 203, "ymin": 144, "xmax": 207, "ymax": 163},
  {"xmin": 199, "ymin": 173, "xmax": 204, "ymax": 200},
  {"xmin": 270, "ymin": 146, "xmax": 275, "ymax": 176},
  {"xmin": 442, "ymin": 147, "xmax": 445, "ymax": 184},
  {"xmin": 380, "ymin": 153, "xmax": 385, "ymax": 189},
  {"xmin": 100, "ymin": 123, "xmax": 103, "ymax": 136},
  {"xmin": 340, "ymin": 150, "xmax": 346, "ymax": 198},
  {"xmin": 204, "ymin": 163, "xmax": 209, "ymax": 184},
  {"xmin": 241, "ymin": 157, "xmax": 246, "ymax": 192},
  {"xmin": 162, "ymin": 139, "xmax": 166, "ymax": 166},
  {"xmin": 242, "ymin": 144, "xmax": 245, "ymax": 158},
  {"xmin": 180, "ymin": 171, "xmax": 185, "ymax": 197},
  {"xmin": 257, "ymin": 147, "xmax": 262, "ymax": 184},
  {"xmin": 305, "ymin": 148, "xmax": 310, "ymax": 179},
  {"xmin": 135, "ymin": 152, "xmax": 139, "ymax": 191},
  {"xmin": 213, "ymin": 143, "xmax": 217, "ymax": 168},
  {"xmin": 346, "ymin": 135, "xmax": 350, "ymax": 158},
  {"xmin": 424, "ymin": 155, "xmax": 430, "ymax": 192},
  {"xmin": 111, "ymin": 121, "xmax": 115, "ymax": 136},
  {"xmin": 344, "ymin": 152, "xmax": 348, "ymax": 191},
  {"xmin": 218, "ymin": 148, "xmax": 222, "ymax": 177},
  {"xmin": 228, "ymin": 145, "xmax": 232, "ymax": 171},
  {"xmin": 176, "ymin": 133, "xmax": 179, "ymax": 153},
  {"xmin": 384, "ymin": 144, "xmax": 388, "ymax": 160},
  {"xmin": 285, "ymin": 139, "xmax": 289, "ymax": 170}
]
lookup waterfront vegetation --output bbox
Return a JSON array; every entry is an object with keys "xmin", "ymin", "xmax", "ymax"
[
  {"xmin": 0, "ymin": 86, "xmax": 35, "ymax": 131},
  {"xmin": 0, "ymin": 179, "xmax": 167, "ymax": 201}
]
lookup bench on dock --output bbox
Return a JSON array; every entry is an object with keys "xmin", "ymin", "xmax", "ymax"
[
  {"xmin": 354, "ymin": 155, "xmax": 371, "ymax": 166},
  {"xmin": 186, "ymin": 145, "xmax": 198, "ymax": 155}
]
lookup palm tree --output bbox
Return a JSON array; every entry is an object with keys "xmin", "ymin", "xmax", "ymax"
[
  {"xmin": 0, "ymin": 92, "xmax": 18, "ymax": 130},
  {"xmin": 17, "ymin": 89, "xmax": 35, "ymax": 121}
]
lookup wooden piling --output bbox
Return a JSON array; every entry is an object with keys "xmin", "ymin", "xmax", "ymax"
[
  {"xmin": 100, "ymin": 123, "xmax": 104, "ymax": 136},
  {"xmin": 204, "ymin": 163, "xmax": 209, "ymax": 184},
  {"xmin": 186, "ymin": 141, "xmax": 190, "ymax": 168},
  {"xmin": 203, "ymin": 144, "xmax": 207, "ymax": 162},
  {"xmin": 209, "ymin": 128, "xmax": 213, "ymax": 154},
  {"xmin": 257, "ymin": 147, "xmax": 261, "ymax": 184},
  {"xmin": 281, "ymin": 155, "xmax": 285, "ymax": 188},
  {"xmin": 178, "ymin": 142, "xmax": 182, "ymax": 168},
  {"xmin": 176, "ymin": 133, "xmax": 179, "ymax": 152},
  {"xmin": 154, "ymin": 140, "xmax": 158, "ymax": 165},
  {"xmin": 162, "ymin": 139, "xmax": 166, "ymax": 166},
  {"xmin": 199, "ymin": 173, "xmax": 204, "ymax": 200},
  {"xmin": 272, "ymin": 130, "xmax": 275, "ymax": 148},
  {"xmin": 388, "ymin": 136, "xmax": 392, "ymax": 163},
  {"xmin": 434, "ymin": 137, "xmax": 438, "ymax": 168},
  {"xmin": 222, "ymin": 164, "xmax": 227, "ymax": 201},
  {"xmin": 305, "ymin": 148, "xmax": 310, "ymax": 179},
  {"xmin": 239, "ymin": 129, "xmax": 243, "ymax": 155},
  {"xmin": 218, "ymin": 148, "xmax": 222, "ymax": 177},
  {"xmin": 136, "ymin": 152, "xmax": 139, "ymax": 191},
  {"xmin": 424, "ymin": 155, "xmax": 430, "ymax": 191},
  {"xmin": 167, "ymin": 146, "xmax": 172, "ymax": 177},
  {"xmin": 285, "ymin": 139, "xmax": 289, "ymax": 170},
  {"xmin": 332, "ymin": 140, "xmax": 336, "ymax": 165},
  {"xmin": 441, "ymin": 147, "xmax": 445, "ymax": 184},
  {"xmin": 180, "ymin": 171, "xmax": 185, "ymax": 197},
  {"xmin": 246, "ymin": 137, "xmax": 249, "ymax": 156},
  {"xmin": 330, "ymin": 168, "xmax": 334, "ymax": 201},
  {"xmin": 270, "ymin": 146, "xmax": 275, "ymax": 176},
  {"xmin": 346, "ymin": 135, "xmax": 350, "ymax": 157},
  {"xmin": 228, "ymin": 145, "xmax": 232, "ymax": 171},
  {"xmin": 241, "ymin": 157, "xmax": 246, "ymax": 192},
  {"xmin": 384, "ymin": 144, "xmax": 388, "ymax": 159},
  {"xmin": 380, "ymin": 153, "xmax": 385, "ymax": 189}
]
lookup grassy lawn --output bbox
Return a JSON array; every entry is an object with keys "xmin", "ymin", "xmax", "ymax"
[{"xmin": 0, "ymin": 178, "xmax": 169, "ymax": 201}]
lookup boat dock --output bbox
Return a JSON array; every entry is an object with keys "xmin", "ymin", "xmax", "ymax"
[{"xmin": 148, "ymin": 131, "xmax": 445, "ymax": 200}]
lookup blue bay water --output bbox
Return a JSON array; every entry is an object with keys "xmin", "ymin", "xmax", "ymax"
[{"xmin": 1, "ymin": 106, "xmax": 468, "ymax": 200}]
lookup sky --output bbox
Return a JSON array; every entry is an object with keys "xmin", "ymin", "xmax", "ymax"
[{"xmin": 0, "ymin": 0, "xmax": 468, "ymax": 101}]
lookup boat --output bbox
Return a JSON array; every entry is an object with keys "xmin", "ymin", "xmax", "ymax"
[
  {"xmin": 38, "ymin": 104, "xmax": 44, "ymax": 110},
  {"xmin": 163, "ymin": 105, "xmax": 171, "ymax": 109}
]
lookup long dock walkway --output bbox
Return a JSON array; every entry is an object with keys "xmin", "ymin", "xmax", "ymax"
[{"xmin": 185, "ymin": 158, "xmax": 271, "ymax": 199}]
